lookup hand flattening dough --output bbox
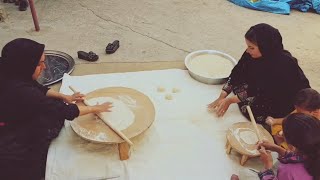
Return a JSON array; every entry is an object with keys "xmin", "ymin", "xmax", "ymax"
[{"xmin": 87, "ymin": 97, "xmax": 135, "ymax": 130}]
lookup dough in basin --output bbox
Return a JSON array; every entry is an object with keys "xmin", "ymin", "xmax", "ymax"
[{"xmin": 189, "ymin": 54, "xmax": 233, "ymax": 78}]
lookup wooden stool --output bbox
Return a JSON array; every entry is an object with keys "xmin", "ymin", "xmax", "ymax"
[
  {"xmin": 226, "ymin": 122, "xmax": 274, "ymax": 165},
  {"xmin": 70, "ymin": 87, "xmax": 155, "ymax": 160}
]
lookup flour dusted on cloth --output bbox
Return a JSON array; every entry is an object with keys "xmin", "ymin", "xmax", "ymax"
[
  {"xmin": 189, "ymin": 54, "xmax": 234, "ymax": 78},
  {"xmin": 87, "ymin": 97, "xmax": 135, "ymax": 130}
]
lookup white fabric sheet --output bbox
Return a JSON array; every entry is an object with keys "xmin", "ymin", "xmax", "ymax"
[{"xmin": 46, "ymin": 69, "xmax": 271, "ymax": 180}]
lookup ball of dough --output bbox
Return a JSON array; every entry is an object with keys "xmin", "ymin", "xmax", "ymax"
[
  {"xmin": 157, "ymin": 87, "xmax": 166, "ymax": 92},
  {"xmin": 165, "ymin": 94, "xmax": 173, "ymax": 100},
  {"xmin": 172, "ymin": 88, "xmax": 180, "ymax": 93}
]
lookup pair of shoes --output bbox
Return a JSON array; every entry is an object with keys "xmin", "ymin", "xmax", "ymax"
[
  {"xmin": 19, "ymin": 0, "xmax": 28, "ymax": 11},
  {"xmin": 77, "ymin": 51, "xmax": 99, "ymax": 62},
  {"xmin": 105, "ymin": 40, "xmax": 119, "ymax": 54}
]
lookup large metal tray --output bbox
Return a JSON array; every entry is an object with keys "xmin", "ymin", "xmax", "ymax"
[{"xmin": 37, "ymin": 50, "xmax": 75, "ymax": 86}]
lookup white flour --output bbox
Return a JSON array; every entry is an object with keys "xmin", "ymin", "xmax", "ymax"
[{"xmin": 70, "ymin": 122, "xmax": 108, "ymax": 142}]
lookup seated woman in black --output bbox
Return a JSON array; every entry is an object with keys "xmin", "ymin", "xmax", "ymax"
[
  {"xmin": 208, "ymin": 23, "xmax": 310, "ymax": 128},
  {"xmin": 0, "ymin": 38, "xmax": 113, "ymax": 180}
]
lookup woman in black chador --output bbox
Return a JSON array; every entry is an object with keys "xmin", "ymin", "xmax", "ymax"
[
  {"xmin": 208, "ymin": 23, "xmax": 310, "ymax": 128},
  {"xmin": 0, "ymin": 38, "xmax": 113, "ymax": 180}
]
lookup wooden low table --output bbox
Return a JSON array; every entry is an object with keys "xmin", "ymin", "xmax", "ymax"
[
  {"xmin": 226, "ymin": 122, "xmax": 274, "ymax": 165},
  {"xmin": 70, "ymin": 87, "xmax": 155, "ymax": 160}
]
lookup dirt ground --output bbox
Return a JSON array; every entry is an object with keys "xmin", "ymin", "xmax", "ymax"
[{"xmin": 0, "ymin": 0, "xmax": 319, "ymax": 90}]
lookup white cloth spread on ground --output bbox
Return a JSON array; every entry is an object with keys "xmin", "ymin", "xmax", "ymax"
[{"xmin": 46, "ymin": 69, "xmax": 271, "ymax": 180}]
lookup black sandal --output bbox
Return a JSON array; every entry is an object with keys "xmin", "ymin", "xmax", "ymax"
[
  {"xmin": 105, "ymin": 40, "xmax": 119, "ymax": 54},
  {"xmin": 19, "ymin": 0, "xmax": 28, "ymax": 11},
  {"xmin": 77, "ymin": 51, "xmax": 99, "ymax": 62}
]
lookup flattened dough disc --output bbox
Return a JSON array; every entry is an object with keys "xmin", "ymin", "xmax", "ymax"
[{"xmin": 70, "ymin": 87, "xmax": 155, "ymax": 144}]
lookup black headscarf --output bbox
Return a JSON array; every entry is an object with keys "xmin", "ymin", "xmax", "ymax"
[
  {"xmin": 229, "ymin": 23, "xmax": 310, "ymax": 117},
  {"xmin": 247, "ymin": 23, "xmax": 284, "ymax": 58},
  {"xmin": 0, "ymin": 38, "xmax": 45, "ymax": 82}
]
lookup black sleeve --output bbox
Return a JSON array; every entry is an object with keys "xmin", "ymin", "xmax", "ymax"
[
  {"xmin": 267, "ymin": 57, "xmax": 311, "ymax": 116},
  {"xmin": 228, "ymin": 52, "xmax": 249, "ymax": 87},
  {"xmin": 222, "ymin": 52, "xmax": 250, "ymax": 100},
  {"xmin": 277, "ymin": 59, "xmax": 310, "ymax": 99},
  {"xmin": 16, "ymin": 85, "xmax": 79, "ymax": 120},
  {"xmin": 32, "ymin": 80, "xmax": 50, "ymax": 95},
  {"xmin": 294, "ymin": 65, "xmax": 310, "ymax": 90},
  {"xmin": 222, "ymin": 78, "xmax": 233, "ymax": 95}
]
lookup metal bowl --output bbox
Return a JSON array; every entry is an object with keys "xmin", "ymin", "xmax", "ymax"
[
  {"xmin": 37, "ymin": 50, "xmax": 75, "ymax": 86},
  {"xmin": 184, "ymin": 50, "xmax": 237, "ymax": 84}
]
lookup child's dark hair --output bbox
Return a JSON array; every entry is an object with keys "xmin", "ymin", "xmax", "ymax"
[
  {"xmin": 294, "ymin": 88, "xmax": 320, "ymax": 111},
  {"xmin": 283, "ymin": 113, "xmax": 320, "ymax": 179}
]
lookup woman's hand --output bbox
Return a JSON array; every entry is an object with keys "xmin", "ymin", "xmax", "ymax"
[
  {"xmin": 63, "ymin": 92, "xmax": 85, "ymax": 104},
  {"xmin": 78, "ymin": 102, "xmax": 113, "ymax": 116},
  {"xmin": 259, "ymin": 148, "xmax": 273, "ymax": 170},
  {"xmin": 207, "ymin": 97, "xmax": 224, "ymax": 110},
  {"xmin": 215, "ymin": 98, "xmax": 232, "ymax": 117},
  {"xmin": 93, "ymin": 102, "xmax": 113, "ymax": 113},
  {"xmin": 208, "ymin": 91, "xmax": 228, "ymax": 109},
  {"xmin": 208, "ymin": 98, "xmax": 232, "ymax": 117}
]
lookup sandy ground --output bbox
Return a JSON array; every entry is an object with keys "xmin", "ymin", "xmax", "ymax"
[{"xmin": 0, "ymin": 0, "xmax": 319, "ymax": 89}]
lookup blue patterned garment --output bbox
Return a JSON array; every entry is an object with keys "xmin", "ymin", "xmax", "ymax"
[{"xmin": 228, "ymin": 0, "xmax": 320, "ymax": 14}]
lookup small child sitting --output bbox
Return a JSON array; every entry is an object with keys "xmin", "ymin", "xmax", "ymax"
[
  {"xmin": 257, "ymin": 113, "xmax": 320, "ymax": 180},
  {"xmin": 266, "ymin": 88, "xmax": 320, "ymax": 149}
]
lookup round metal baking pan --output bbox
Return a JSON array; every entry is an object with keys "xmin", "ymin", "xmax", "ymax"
[
  {"xmin": 185, "ymin": 50, "xmax": 237, "ymax": 84},
  {"xmin": 37, "ymin": 50, "xmax": 75, "ymax": 86}
]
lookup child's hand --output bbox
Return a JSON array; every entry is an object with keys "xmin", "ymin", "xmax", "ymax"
[
  {"xmin": 259, "ymin": 148, "xmax": 273, "ymax": 170},
  {"xmin": 265, "ymin": 116, "xmax": 274, "ymax": 126},
  {"xmin": 64, "ymin": 92, "xmax": 85, "ymax": 104},
  {"xmin": 258, "ymin": 140, "xmax": 279, "ymax": 152},
  {"xmin": 278, "ymin": 130, "xmax": 283, "ymax": 136},
  {"xmin": 258, "ymin": 140, "xmax": 286, "ymax": 156}
]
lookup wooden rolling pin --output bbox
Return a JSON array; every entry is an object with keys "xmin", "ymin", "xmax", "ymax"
[
  {"xmin": 246, "ymin": 106, "xmax": 263, "ymax": 142},
  {"xmin": 246, "ymin": 106, "xmax": 267, "ymax": 153},
  {"xmin": 69, "ymin": 86, "xmax": 133, "ymax": 146}
]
